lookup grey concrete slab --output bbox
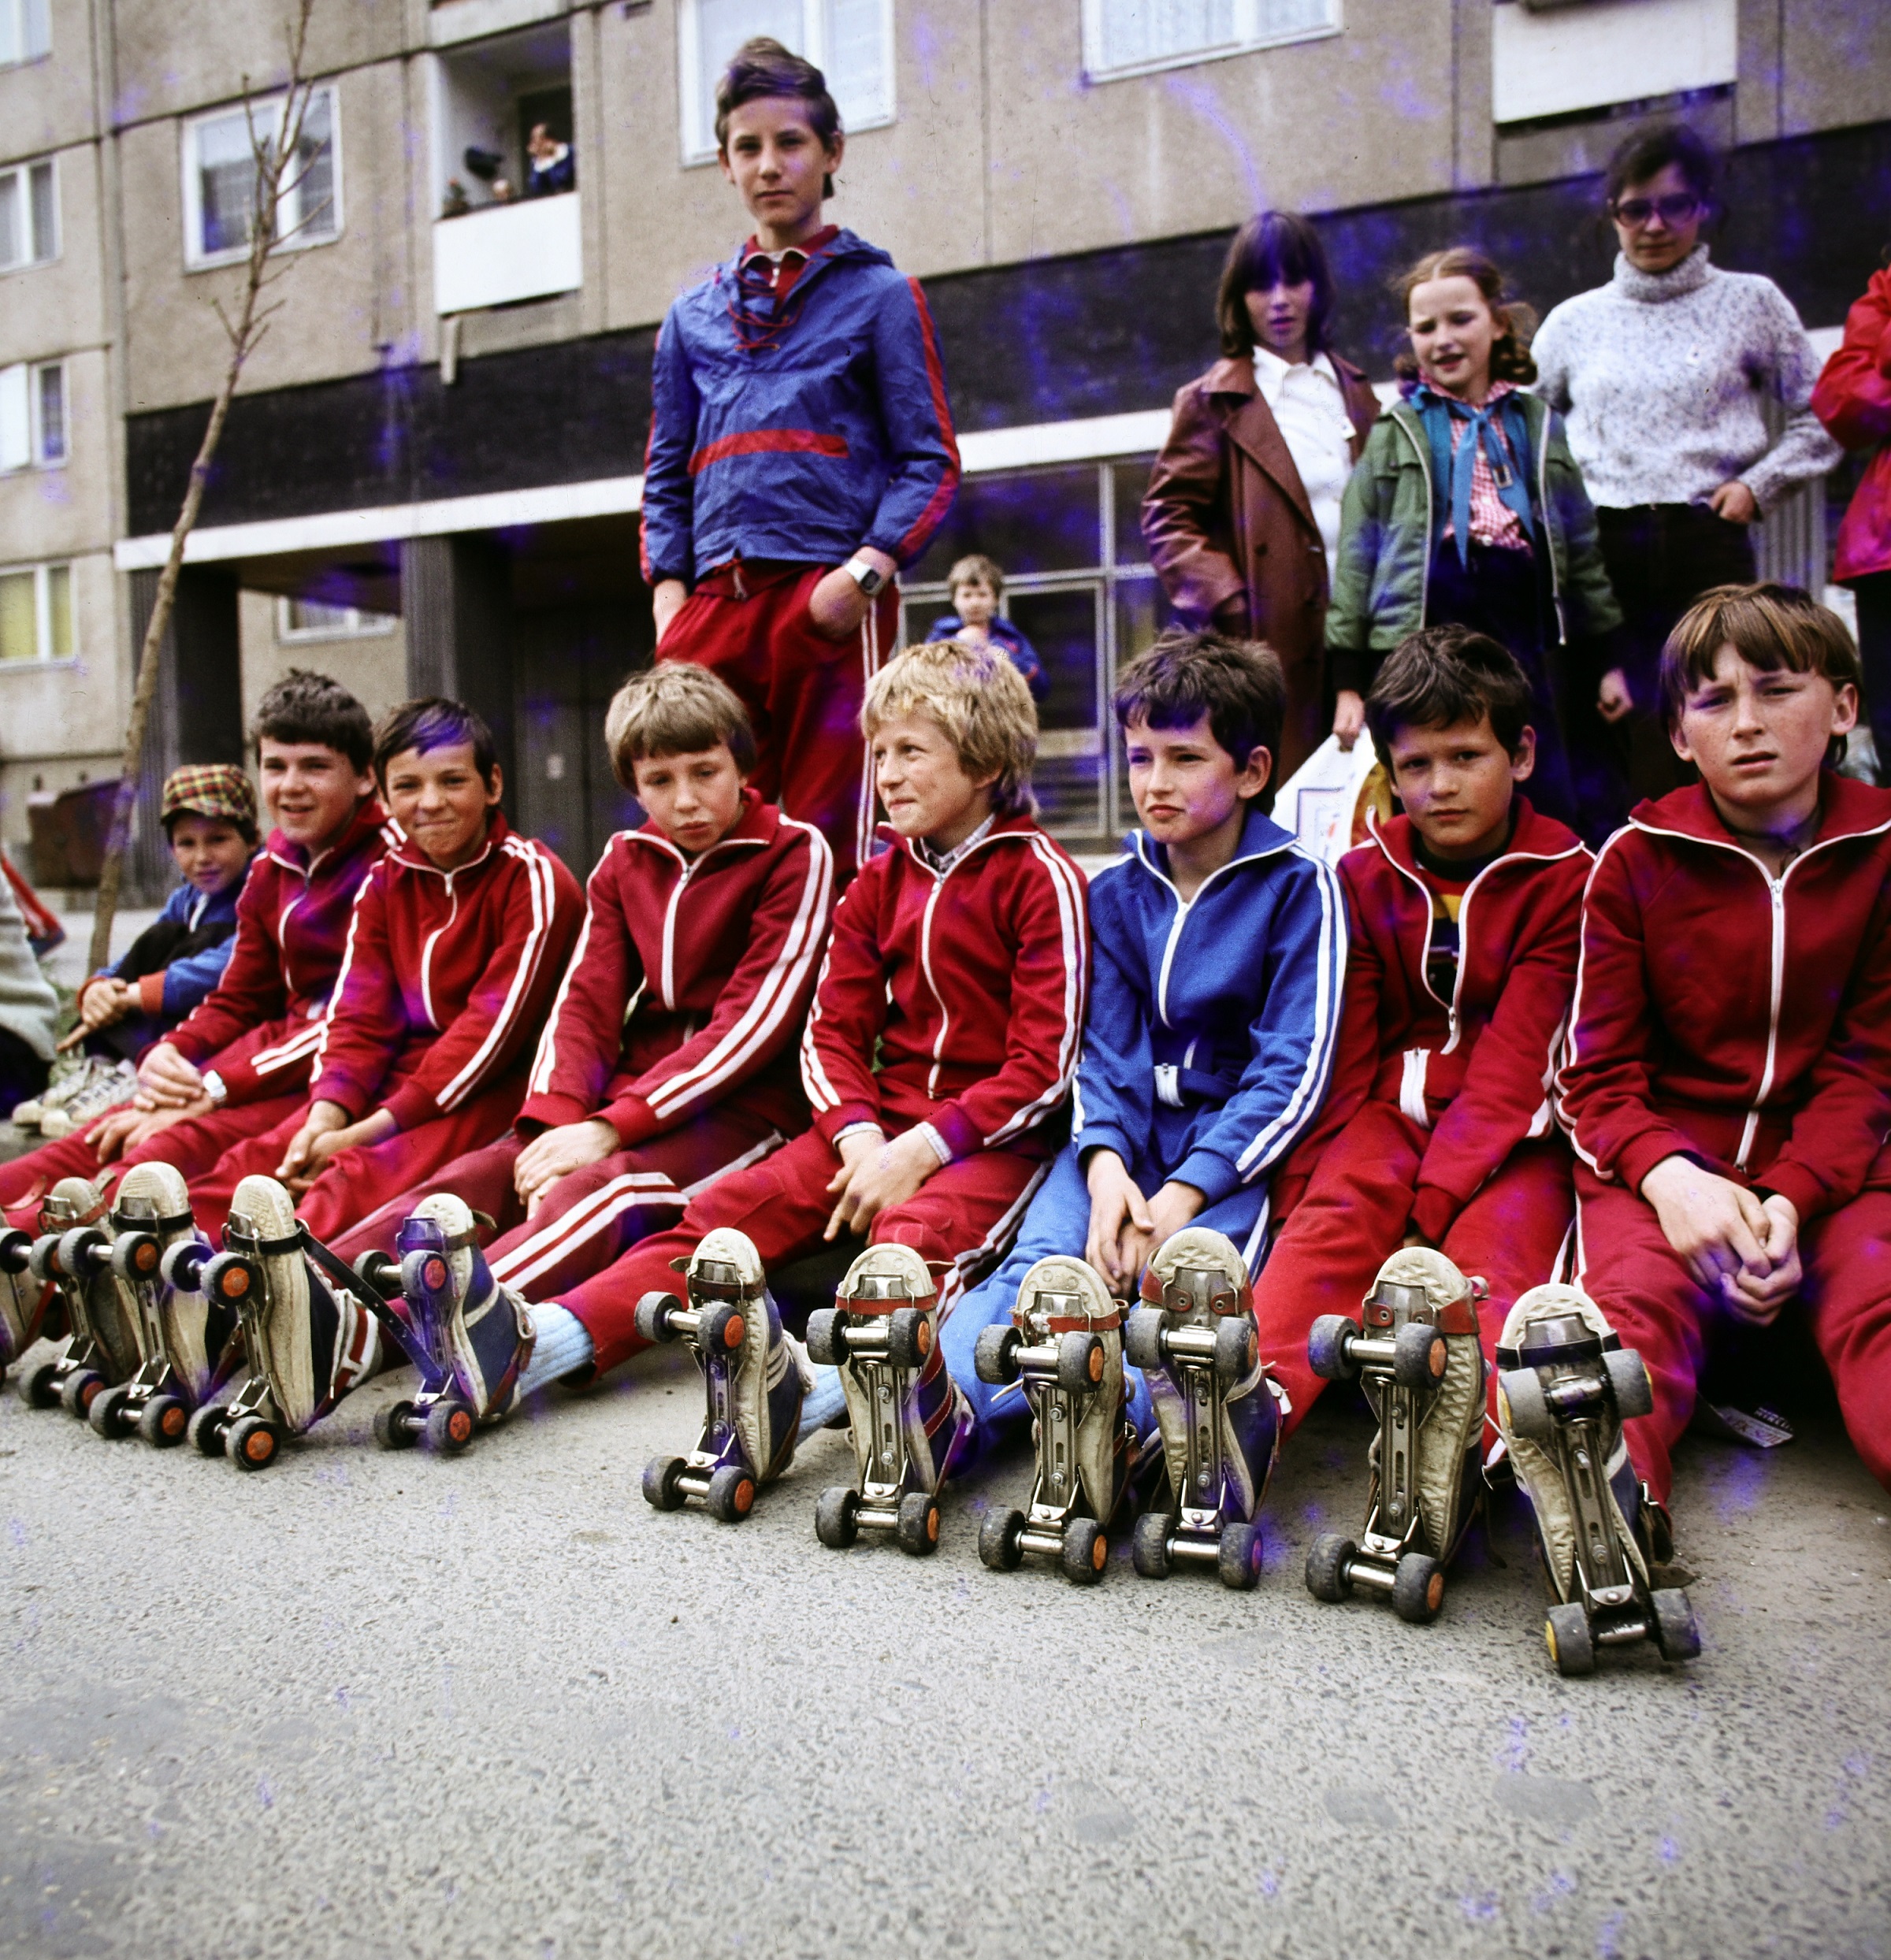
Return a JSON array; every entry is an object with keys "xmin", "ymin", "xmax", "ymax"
[{"xmin": 2, "ymin": 1340, "xmax": 1886, "ymax": 1960}]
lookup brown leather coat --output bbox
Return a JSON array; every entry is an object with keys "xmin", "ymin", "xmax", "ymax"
[{"xmin": 1141, "ymin": 351, "xmax": 1381, "ymax": 784}]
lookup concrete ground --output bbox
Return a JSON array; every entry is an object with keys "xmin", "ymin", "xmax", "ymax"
[{"xmin": 3, "ymin": 1331, "xmax": 1886, "ymax": 1960}]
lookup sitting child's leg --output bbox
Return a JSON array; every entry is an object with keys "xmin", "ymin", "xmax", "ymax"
[
  {"xmin": 1800, "ymin": 1190, "xmax": 1891, "ymax": 1492},
  {"xmin": 329, "ymin": 1136, "xmax": 528, "ymax": 1264}
]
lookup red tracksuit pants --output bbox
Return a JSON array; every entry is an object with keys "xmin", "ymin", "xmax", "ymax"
[
  {"xmin": 659, "ymin": 563, "xmax": 900, "ymax": 884},
  {"xmin": 555, "ymin": 1123, "xmax": 1053, "ymax": 1376},
  {"xmin": 1253, "ymin": 1101, "xmax": 1575, "ymax": 1435},
  {"xmin": 1575, "ymin": 1161, "xmax": 1891, "ymax": 1502},
  {"xmin": 327, "ymin": 1103, "xmax": 789, "ymax": 1294}
]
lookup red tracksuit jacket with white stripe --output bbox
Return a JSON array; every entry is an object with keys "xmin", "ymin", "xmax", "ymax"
[
  {"xmin": 310, "ymin": 814, "xmax": 582, "ymax": 1131},
  {"xmin": 1558, "ymin": 774, "xmax": 1891, "ymax": 1223},
  {"xmin": 165, "ymin": 799, "xmax": 393, "ymax": 1107},
  {"xmin": 1279, "ymin": 797, "xmax": 1589, "ymax": 1241},
  {"xmin": 801, "ymin": 816, "xmax": 1090, "ymax": 1161},
  {"xmin": 519, "ymin": 791, "xmax": 834, "ymax": 1145}
]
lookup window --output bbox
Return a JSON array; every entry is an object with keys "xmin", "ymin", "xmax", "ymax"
[
  {"xmin": 278, "ymin": 597, "xmax": 395, "ymax": 641},
  {"xmin": 678, "ymin": 0, "xmax": 894, "ymax": 165},
  {"xmin": 1083, "ymin": 0, "xmax": 1336, "ymax": 80},
  {"xmin": 0, "ymin": 562, "xmax": 74, "ymax": 664},
  {"xmin": 0, "ymin": 158, "xmax": 57, "ymax": 271},
  {"xmin": 0, "ymin": 0, "xmax": 49, "ymax": 67},
  {"xmin": 1491, "ymin": 0, "xmax": 1736, "ymax": 124},
  {"xmin": 0, "ymin": 359, "xmax": 65, "ymax": 470},
  {"xmin": 183, "ymin": 86, "xmax": 340, "ymax": 269}
]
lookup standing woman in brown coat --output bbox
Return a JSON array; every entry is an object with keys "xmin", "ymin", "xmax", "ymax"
[{"xmin": 1142, "ymin": 211, "xmax": 1380, "ymax": 784}]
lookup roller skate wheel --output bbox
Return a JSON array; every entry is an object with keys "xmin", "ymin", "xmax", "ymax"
[
  {"xmin": 1392, "ymin": 1551, "xmax": 1445, "ymax": 1624},
  {"xmin": 19, "ymin": 1359, "xmax": 61, "ymax": 1409},
  {"xmin": 1213, "ymin": 1316, "xmax": 1256, "ymax": 1386},
  {"xmin": 1060, "ymin": 1516, "xmax": 1108, "ymax": 1587},
  {"xmin": 373, "ymin": 1400, "xmax": 421, "ymax": 1452},
  {"xmin": 187, "ymin": 1402, "xmax": 231, "ymax": 1457},
  {"xmin": 641, "ymin": 1454, "xmax": 689, "ymax": 1512},
  {"xmin": 895, "ymin": 1490, "xmax": 942, "ymax": 1556},
  {"xmin": 702, "ymin": 1303, "xmax": 746, "ymax": 1357},
  {"xmin": 1497, "ymin": 1367, "xmax": 1555, "ymax": 1444},
  {"xmin": 228, "ymin": 1415, "xmax": 280, "ymax": 1472},
  {"xmin": 1651, "ymin": 1587, "xmax": 1701, "ymax": 1664},
  {"xmin": 87, "ymin": 1381, "xmax": 132, "ymax": 1438},
  {"xmin": 422, "ymin": 1256, "xmax": 449, "ymax": 1292},
  {"xmin": 1057, "ymin": 1332, "xmax": 1105, "ymax": 1396},
  {"xmin": 1393, "ymin": 1321, "xmax": 1448, "ymax": 1391},
  {"xmin": 1545, "ymin": 1601, "xmax": 1595, "ymax": 1676},
  {"xmin": 1124, "ymin": 1307, "xmax": 1165, "ymax": 1373},
  {"xmin": 633, "ymin": 1291, "xmax": 682, "ymax": 1345},
  {"xmin": 1604, "ymin": 1347, "xmax": 1655, "ymax": 1421},
  {"xmin": 705, "ymin": 1463, "xmax": 756, "ymax": 1522},
  {"xmin": 1217, "ymin": 1519, "xmax": 1264, "ymax": 1591},
  {"xmin": 972, "ymin": 1323, "xmax": 1020, "ymax": 1386},
  {"xmin": 1131, "ymin": 1510, "xmax": 1173, "ymax": 1580},
  {"xmin": 109, "ymin": 1234, "xmax": 161, "ymax": 1283},
  {"xmin": 423, "ymin": 1399, "xmax": 476, "ymax": 1454},
  {"xmin": 204, "ymin": 1253, "xmax": 254, "ymax": 1305},
  {"xmin": 886, "ymin": 1308, "xmax": 931, "ymax": 1371},
  {"xmin": 815, "ymin": 1484, "xmax": 862, "ymax": 1550},
  {"xmin": 139, "ymin": 1395, "xmax": 189, "ymax": 1448},
  {"xmin": 804, "ymin": 1308, "xmax": 846, "ymax": 1368},
  {"xmin": 1306, "ymin": 1316, "xmax": 1358, "ymax": 1382},
  {"xmin": 978, "ymin": 1506, "xmax": 1025, "ymax": 1572},
  {"xmin": 60, "ymin": 1368, "xmax": 104, "ymax": 1420},
  {"xmin": 1305, "ymin": 1531, "xmax": 1357, "ymax": 1602}
]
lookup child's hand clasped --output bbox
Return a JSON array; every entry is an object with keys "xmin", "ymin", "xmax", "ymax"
[
  {"xmin": 1640, "ymin": 1155, "xmax": 1800, "ymax": 1322},
  {"xmin": 516, "ymin": 1118, "xmax": 619, "ymax": 1216},
  {"xmin": 823, "ymin": 1127, "xmax": 938, "ymax": 1240}
]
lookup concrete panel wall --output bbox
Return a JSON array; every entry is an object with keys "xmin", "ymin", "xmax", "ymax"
[
  {"xmin": 0, "ymin": 0, "xmax": 99, "ymax": 164},
  {"xmin": 0, "ymin": 143, "xmax": 110, "ymax": 364},
  {"xmin": 0, "ymin": 347, "xmax": 117, "ymax": 563},
  {"xmin": 236, "ymin": 588, "xmax": 407, "ymax": 737}
]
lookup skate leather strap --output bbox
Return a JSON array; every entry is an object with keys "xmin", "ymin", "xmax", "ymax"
[
  {"xmin": 296, "ymin": 1227, "xmax": 428, "ymax": 1372},
  {"xmin": 223, "ymin": 1223, "xmax": 306, "ymax": 1260},
  {"xmin": 1043, "ymin": 1311, "xmax": 1122, "ymax": 1333},
  {"xmin": 1364, "ymin": 1291, "xmax": 1480, "ymax": 1336},
  {"xmin": 110, "ymin": 1208, "xmax": 194, "ymax": 1236}
]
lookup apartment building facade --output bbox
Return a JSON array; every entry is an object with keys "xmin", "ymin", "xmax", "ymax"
[{"xmin": 2, "ymin": 0, "xmax": 1887, "ymax": 878}]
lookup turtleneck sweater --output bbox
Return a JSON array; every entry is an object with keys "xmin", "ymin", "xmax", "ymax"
[{"xmin": 1532, "ymin": 246, "xmax": 1839, "ymax": 512}]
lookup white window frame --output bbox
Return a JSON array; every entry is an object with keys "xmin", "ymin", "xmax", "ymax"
[
  {"xmin": 0, "ymin": 559, "xmax": 75, "ymax": 666},
  {"xmin": 31, "ymin": 358, "xmax": 65, "ymax": 466},
  {"xmin": 0, "ymin": 156, "xmax": 58, "ymax": 272},
  {"xmin": 677, "ymin": 0, "xmax": 896, "ymax": 168},
  {"xmin": 1081, "ymin": 0, "xmax": 1340, "ymax": 83},
  {"xmin": 277, "ymin": 596, "xmax": 395, "ymax": 642},
  {"xmin": 0, "ymin": 0, "xmax": 50, "ymax": 69},
  {"xmin": 180, "ymin": 84, "xmax": 344, "ymax": 273},
  {"xmin": 0, "ymin": 358, "xmax": 65, "ymax": 470}
]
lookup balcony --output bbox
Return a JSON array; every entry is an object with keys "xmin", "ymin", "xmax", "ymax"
[{"xmin": 433, "ymin": 191, "xmax": 581, "ymax": 315}]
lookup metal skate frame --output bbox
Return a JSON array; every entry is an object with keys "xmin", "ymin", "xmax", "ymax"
[
  {"xmin": 823, "ymin": 1271, "xmax": 935, "ymax": 1543},
  {"xmin": 640, "ymin": 1257, "xmax": 767, "ymax": 1513},
  {"xmin": 0, "ymin": 1225, "xmax": 43, "ymax": 1369},
  {"xmin": 87, "ymin": 1191, "xmax": 206, "ymax": 1440},
  {"xmin": 22, "ymin": 1189, "xmax": 126, "ymax": 1412}
]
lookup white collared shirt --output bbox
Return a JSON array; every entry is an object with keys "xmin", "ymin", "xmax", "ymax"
[{"xmin": 1251, "ymin": 346, "xmax": 1355, "ymax": 570}]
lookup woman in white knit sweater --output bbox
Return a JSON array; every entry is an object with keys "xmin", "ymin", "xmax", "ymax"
[{"xmin": 1533, "ymin": 123, "xmax": 1840, "ymax": 807}]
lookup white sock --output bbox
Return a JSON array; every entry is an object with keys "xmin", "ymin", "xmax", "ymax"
[{"xmin": 515, "ymin": 1301, "xmax": 594, "ymax": 1398}]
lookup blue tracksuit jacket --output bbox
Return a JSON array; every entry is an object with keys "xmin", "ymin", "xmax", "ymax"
[
  {"xmin": 104, "ymin": 879, "xmax": 242, "ymax": 1018},
  {"xmin": 922, "ymin": 614, "xmax": 1049, "ymax": 700},
  {"xmin": 1073, "ymin": 804, "xmax": 1347, "ymax": 1205},
  {"xmin": 640, "ymin": 228, "xmax": 960, "ymax": 587}
]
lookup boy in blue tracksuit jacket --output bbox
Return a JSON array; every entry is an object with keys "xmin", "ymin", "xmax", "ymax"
[
  {"xmin": 941, "ymin": 630, "xmax": 1345, "ymax": 1453},
  {"xmin": 641, "ymin": 37, "xmax": 959, "ymax": 881}
]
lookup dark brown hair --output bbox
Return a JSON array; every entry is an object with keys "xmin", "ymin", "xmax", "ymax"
[
  {"xmin": 253, "ymin": 669, "xmax": 373, "ymax": 773},
  {"xmin": 715, "ymin": 37, "xmax": 841, "ymax": 196},
  {"xmin": 372, "ymin": 698, "xmax": 499, "ymax": 787},
  {"xmin": 1113, "ymin": 630, "xmax": 1286, "ymax": 813},
  {"xmin": 1216, "ymin": 210, "xmax": 1336, "ymax": 358},
  {"xmin": 1393, "ymin": 246, "xmax": 1537, "ymax": 386},
  {"xmin": 1365, "ymin": 625, "xmax": 1535, "ymax": 764},
  {"xmin": 1659, "ymin": 582, "xmax": 1862, "ymax": 766},
  {"xmin": 1604, "ymin": 122, "xmax": 1718, "ymax": 213}
]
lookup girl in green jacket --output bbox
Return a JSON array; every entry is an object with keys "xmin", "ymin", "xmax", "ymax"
[{"xmin": 1326, "ymin": 247, "xmax": 1625, "ymax": 842}]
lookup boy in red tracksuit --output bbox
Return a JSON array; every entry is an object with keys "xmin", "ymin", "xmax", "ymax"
[
  {"xmin": 182, "ymin": 698, "xmax": 581, "ymax": 1242},
  {"xmin": 642, "ymin": 38, "xmax": 960, "ymax": 882},
  {"xmin": 329, "ymin": 668, "xmax": 832, "ymax": 1383},
  {"xmin": 0, "ymin": 672, "xmax": 390, "ymax": 1219},
  {"xmin": 1560, "ymin": 583, "xmax": 1891, "ymax": 1508},
  {"xmin": 1255, "ymin": 625, "xmax": 1590, "ymax": 1426}
]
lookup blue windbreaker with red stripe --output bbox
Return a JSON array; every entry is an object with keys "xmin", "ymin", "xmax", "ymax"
[{"xmin": 641, "ymin": 228, "xmax": 960, "ymax": 587}]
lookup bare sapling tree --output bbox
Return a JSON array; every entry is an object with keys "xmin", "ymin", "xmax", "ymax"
[{"xmin": 87, "ymin": 0, "xmax": 326, "ymax": 975}]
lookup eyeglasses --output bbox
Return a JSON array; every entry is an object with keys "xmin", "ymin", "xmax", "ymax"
[{"xmin": 1611, "ymin": 193, "xmax": 1703, "ymax": 228}]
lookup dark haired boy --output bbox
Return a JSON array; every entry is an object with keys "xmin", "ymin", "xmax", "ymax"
[
  {"xmin": 1561, "ymin": 583, "xmax": 1891, "ymax": 1510},
  {"xmin": 1249, "ymin": 624, "xmax": 1589, "ymax": 1429},
  {"xmin": 642, "ymin": 35, "xmax": 960, "ymax": 882},
  {"xmin": 942, "ymin": 629, "xmax": 1345, "ymax": 1458},
  {"xmin": 0, "ymin": 672, "xmax": 390, "ymax": 1219},
  {"xmin": 172, "ymin": 697, "xmax": 582, "ymax": 1244}
]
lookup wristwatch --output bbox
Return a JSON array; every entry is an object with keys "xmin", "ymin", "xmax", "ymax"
[
  {"xmin": 202, "ymin": 1070, "xmax": 228, "ymax": 1108},
  {"xmin": 843, "ymin": 556, "xmax": 886, "ymax": 598}
]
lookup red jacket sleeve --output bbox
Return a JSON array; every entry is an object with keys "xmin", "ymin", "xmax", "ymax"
[
  {"xmin": 1410, "ymin": 856, "xmax": 1585, "ymax": 1241},
  {"xmin": 1811, "ymin": 273, "xmax": 1891, "ymax": 451},
  {"xmin": 608, "ymin": 823, "xmax": 833, "ymax": 1145},
  {"xmin": 306, "ymin": 869, "xmax": 406, "ymax": 1122},
  {"xmin": 165, "ymin": 859, "xmax": 288, "ymax": 1067},
  {"xmin": 927, "ymin": 839, "xmax": 1090, "ymax": 1161},
  {"xmin": 801, "ymin": 868, "xmax": 893, "ymax": 1141}
]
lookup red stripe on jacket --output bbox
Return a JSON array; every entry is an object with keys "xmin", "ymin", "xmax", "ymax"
[
  {"xmin": 689, "ymin": 429, "xmax": 850, "ymax": 475},
  {"xmin": 897, "ymin": 277, "xmax": 962, "ymax": 562},
  {"xmin": 522, "ymin": 791, "xmax": 833, "ymax": 1147}
]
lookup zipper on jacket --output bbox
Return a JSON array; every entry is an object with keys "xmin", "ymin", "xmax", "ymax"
[
  {"xmin": 419, "ymin": 869, "xmax": 459, "ymax": 1031},
  {"xmin": 1532, "ymin": 406, "xmax": 1567, "ymax": 646},
  {"xmin": 1735, "ymin": 870, "xmax": 1787, "ymax": 1172}
]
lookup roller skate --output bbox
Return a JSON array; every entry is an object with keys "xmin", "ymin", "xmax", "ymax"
[
  {"xmin": 17, "ymin": 1179, "xmax": 143, "ymax": 1418},
  {"xmin": 1495, "ymin": 1283, "xmax": 1700, "ymax": 1676},
  {"xmin": 1124, "ymin": 1227, "xmax": 1276, "ymax": 1590},
  {"xmin": 1302, "ymin": 1247, "xmax": 1489, "ymax": 1624},
  {"xmin": 186, "ymin": 1176, "xmax": 381, "ymax": 1472},
  {"xmin": 636, "ymin": 1228, "xmax": 804, "ymax": 1523},
  {"xmin": 804, "ymin": 1242, "xmax": 969, "ymax": 1556},
  {"xmin": 0, "ymin": 1211, "xmax": 50, "ymax": 1381},
  {"xmin": 84, "ymin": 1164, "xmax": 243, "ymax": 1446},
  {"xmin": 974, "ymin": 1257, "xmax": 1133, "ymax": 1585}
]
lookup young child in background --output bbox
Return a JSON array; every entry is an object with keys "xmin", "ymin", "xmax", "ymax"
[
  {"xmin": 1253, "ymin": 625, "xmax": 1588, "ymax": 1428},
  {"xmin": 1325, "ymin": 247, "xmax": 1622, "ymax": 844},
  {"xmin": 1559, "ymin": 582, "xmax": 1891, "ymax": 1524},
  {"xmin": 642, "ymin": 36, "xmax": 960, "ymax": 882},
  {"xmin": 924, "ymin": 555, "xmax": 1048, "ymax": 700}
]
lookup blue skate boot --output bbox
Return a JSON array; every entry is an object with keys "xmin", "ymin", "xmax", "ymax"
[
  {"xmin": 18, "ymin": 1178, "xmax": 144, "ymax": 1420},
  {"xmin": 637, "ymin": 1227, "xmax": 804, "ymax": 1523},
  {"xmin": 1125, "ymin": 1227, "xmax": 1279, "ymax": 1591},
  {"xmin": 974, "ymin": 1256, "xmax": 1132, "ymax": 1585},
  {"xmin": 807, "ymin": 1242, "xmax": 971, "ymax": 1557},
  {"xmin": 1496, "ymin": 1283, "xmax": 1700, "ymax": 1676}
]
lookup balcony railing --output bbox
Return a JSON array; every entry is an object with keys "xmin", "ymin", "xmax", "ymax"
[{"xmin": 433, "ymin": 191, "xmax": 581, "ymax": 315}]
